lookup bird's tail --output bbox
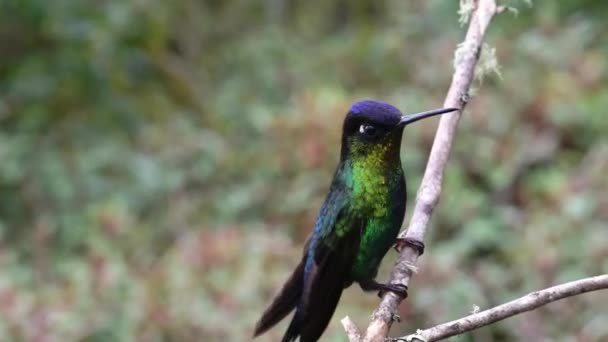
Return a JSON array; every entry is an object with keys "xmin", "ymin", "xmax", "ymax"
[
  {"xmin": 254, "ymin": 232, "xmax": 354, "ymax": 342},
  {"xmin": 281, "ymin": 245, "xmax": 349, "ymax": 342},
  {"xmin": 279, "ymin": 284, "xmax": 344, "ymax": 342},
  {"xmin": 255, "ymin": 260, "xmax": 343, "ymax": 342},
  {"xmin": 280, "ymin": 313, "xmax": 301, "ymax": 342},
  {"xmin": 253, "ymin": 260, "xmax": 305, "ymax": 338}
]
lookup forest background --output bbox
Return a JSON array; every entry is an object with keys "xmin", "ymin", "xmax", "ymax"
[{"xmin": 0, "ymin": 1, "xmax": 607, "ymax": 341}]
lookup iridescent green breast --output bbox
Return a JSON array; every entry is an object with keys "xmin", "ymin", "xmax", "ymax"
[{"xmin": 347, "ymin": 142, "xmax": 406, "ymax": 280}]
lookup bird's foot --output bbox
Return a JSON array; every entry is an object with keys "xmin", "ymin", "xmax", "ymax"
[
  {"xmin": 359, "ymin": 279, "xmax": 408, "ymax": 299},
  {"xmin": 378, "ymin": 283, "xmax": 409, "ymax": 299},
  {"xmin": 394, "ymin": 237, "xmax": 425, "ymax": 256}
]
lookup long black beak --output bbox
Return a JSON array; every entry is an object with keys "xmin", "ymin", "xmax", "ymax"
[{"xmin": 399, "ymin": 107, "xmax": 459, "ymax": 126}]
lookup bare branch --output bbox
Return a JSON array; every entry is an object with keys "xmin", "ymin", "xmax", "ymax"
[
  {"xmin": 357, "ymin": 1, "xmax": 501, "ymax": 341},
  {"xmin": 393, "ymin": 274, "xmax": 608, "ymax": 342},
  {"xmin": 342, "ymin": 316, "xmax": 363, "ymax": 342}
]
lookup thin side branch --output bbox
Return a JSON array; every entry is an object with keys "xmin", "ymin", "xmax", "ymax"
[
  {"xmin": 393, "ymin": 274, "xmax": 608, "ymax": 342},
  {"xmin": 354, "ymin": 1, "xmax": 502, "ymax": 341},
  {"xmin": 342, "ymin": 316, "xmax": 363, "ymax": 341}
]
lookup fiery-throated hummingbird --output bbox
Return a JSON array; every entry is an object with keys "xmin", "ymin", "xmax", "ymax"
[{"xmin": 254, "ymin": 100, "xmax": 458, "ymax": 342}]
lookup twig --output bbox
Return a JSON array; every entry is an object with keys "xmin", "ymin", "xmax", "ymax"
[
  {"xmin": 345, "ymin": 1, "xmax": 502, "ymax": 341},
  {"xmin": 392, "ymin": 274, "xmax": 608, "ymax": 342},
  {"xmin": 342, "ymin": 316, "xmax": 363, "ymax": 341}
]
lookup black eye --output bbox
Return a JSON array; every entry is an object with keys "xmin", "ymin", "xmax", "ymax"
[{"xmin": 359, "ymin": 124, "xmax": 378, "ymax": 137}]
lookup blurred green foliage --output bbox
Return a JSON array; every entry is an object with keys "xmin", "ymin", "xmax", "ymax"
[{"xmin": 0, "ymin": 0, "xmax": 607, "ymax": 341}]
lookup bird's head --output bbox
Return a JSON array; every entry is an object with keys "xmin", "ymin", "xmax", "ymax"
[{"xmin": 340, "ymin": 99, "xmax": 458, "ymax": 162}]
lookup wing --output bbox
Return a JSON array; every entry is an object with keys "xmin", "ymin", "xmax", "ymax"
[
  {"xmin": 283, "ymin": 182, "xmax": 364, "ymax": 341},
  {"xmin": 309, "ymin": 179, "xmax": 359, "ymax": 245}
]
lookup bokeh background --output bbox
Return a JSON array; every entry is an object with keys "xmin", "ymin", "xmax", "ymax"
[{"xmin": 1, "ymin": 0, "xmax": 607, "ymax": 341}]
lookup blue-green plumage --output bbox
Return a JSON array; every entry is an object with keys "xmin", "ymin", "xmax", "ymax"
[{"xmin": 254, "ymin": 100, "xmax": 458, "ymax": 342}]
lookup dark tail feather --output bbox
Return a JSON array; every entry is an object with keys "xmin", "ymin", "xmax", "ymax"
[
  {"xmin": 280, "ymin": 240, "xmax": 351, "ymax": 342},
  {"xmin": 280, "ymin": 314, "xmax": 302, "ymax": 342},
  {"xmin": 278, "ymin": 280, "xmax": 344, "ymax": 342},
  {"xmin": 298, "ymin": 285, "xmax": 344, "ymax": 342},
  {"xmin": 253, "ymin": 260, "xmax": 305, "ymax": 338}
]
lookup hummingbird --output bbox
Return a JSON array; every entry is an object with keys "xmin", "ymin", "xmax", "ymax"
[{"xmin": 254, "ymin": 100, "xmax": 458, "ymax": 342}]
